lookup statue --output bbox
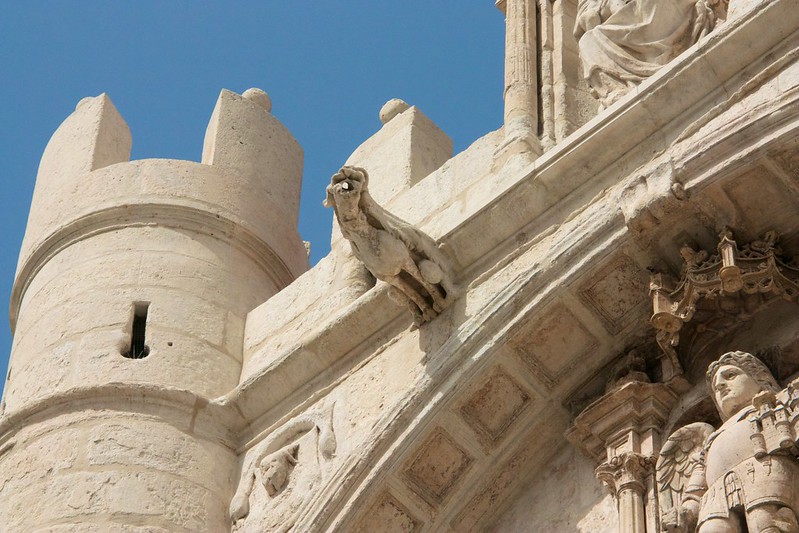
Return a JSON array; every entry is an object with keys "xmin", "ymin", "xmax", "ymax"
[
  {"xmin": 657, "ymin": 351, "xmax": 799, "ymax": 532},
  {"xmin": 324, "ymin": 166, "xmax": 455, "ymax": 326},
  {"xmin": 574, "ymin": 0, "xmax": 727, "ymax": 108}
]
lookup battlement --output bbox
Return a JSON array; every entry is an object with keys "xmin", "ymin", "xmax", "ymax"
[{"xmin": 5, "ymin": 88, "xmax": 308, "ymax": 411}]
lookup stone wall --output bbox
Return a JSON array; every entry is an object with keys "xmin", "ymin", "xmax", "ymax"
[{"xmin": 490, "ymin": 446, "xmax": 617, "ymax": 532}]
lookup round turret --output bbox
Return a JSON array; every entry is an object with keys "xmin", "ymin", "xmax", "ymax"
[{"xmin": 0, "ymin": 90, "xmax": 308, "ymax": 530}]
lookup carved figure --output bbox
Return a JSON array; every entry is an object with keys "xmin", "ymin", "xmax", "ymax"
[
  {"xmin": 324, "ymin": 166, "xmax": 455, "ymax": 326},
  {"xmin": 574, "ymin": 0, "xmax": 727, "ymax": 108},
  {"xmin": 230, "ymin": 409, "xmax": 337, "ymax": 528},
  {"xmin": 657, "ymin": 351, "xmax": 799, "ymax": 532}
]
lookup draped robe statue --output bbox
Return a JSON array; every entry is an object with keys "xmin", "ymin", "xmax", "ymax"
[{"xmin": 574, "ymin": 0, "xmax": 727, "ymax": 108}]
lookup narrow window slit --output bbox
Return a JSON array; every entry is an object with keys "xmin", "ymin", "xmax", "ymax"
[{"xmin": 124, "ymin": 302, "xmax": 150, "ymax": 359}]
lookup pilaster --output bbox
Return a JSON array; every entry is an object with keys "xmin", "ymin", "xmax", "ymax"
[{"xmin": 567, "ymin": 375, "xmax": 678, "ymax": 533}]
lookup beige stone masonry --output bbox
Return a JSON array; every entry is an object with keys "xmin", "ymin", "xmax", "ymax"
[
  {"xmin": 239, "ymin": 0, "xmax": 799, "ymax": 430},
  {"xmin": 2, "ymin": 1, "xmax": 799, "ymax": 530},
  {"xmin": 203, "ymin": 89, "xmax": 303, "ymax": 224},
  {"xmin": 344, "ymin": 101, "xmax": 453, "ymax": 205},
  {"xmin": 19, "ymin": 94, "xmax": 131, "ymax": 274}
]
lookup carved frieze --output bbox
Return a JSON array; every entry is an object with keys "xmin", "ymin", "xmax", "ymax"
[
  {"xmin": 574, "ymin": 0, "xmax": 727, "ymax": 108},
  {"xmin": 230, "ymin": 404, "xmax": 338, "ymax": 531}
]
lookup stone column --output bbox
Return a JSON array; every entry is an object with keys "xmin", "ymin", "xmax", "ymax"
[
  {"xmin": 495, "ymin": 0, "xmax": 542, "ymax": 166},
  {"xmin": 596, "ymin": 453, "xmax": 654, "ymax": 533},
  {"xmin": 566, "ymin": 374, "xmax": 679, "ymax": 533}
]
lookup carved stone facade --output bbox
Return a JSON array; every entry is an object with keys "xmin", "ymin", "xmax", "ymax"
[{"xmin": 1, "ymin": 0, "xmax": 798, "ymax": 531}]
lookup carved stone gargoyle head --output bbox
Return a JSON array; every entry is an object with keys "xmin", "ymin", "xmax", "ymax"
[{"xmin": 323, "ymin": 166, "xmax": 368, "ymax": 217}]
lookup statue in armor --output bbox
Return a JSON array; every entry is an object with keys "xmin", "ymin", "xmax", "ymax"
[{"xmin": 658, "ymin": 351, "xmax": 799, "ymax": 532}]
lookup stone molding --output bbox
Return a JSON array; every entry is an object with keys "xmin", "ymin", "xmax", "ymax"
[
  {"xmin": 10, "ymin": 202, "xmax": 296, "ymax": 330},
  {"xmin": 567, "ymin": 381, "xmax": 679, "ymax": 463},
  {"xmin": 0, "ymin": 382, "xmax": 240, "ymax": 449}
]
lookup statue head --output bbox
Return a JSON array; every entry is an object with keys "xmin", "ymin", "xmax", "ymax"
[{"xmin": 706, "ymin": 351, "xmax": 780, "ymax": 420}]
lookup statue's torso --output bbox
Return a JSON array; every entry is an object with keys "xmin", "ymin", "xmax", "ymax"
[
  {"xmin": 700, "ymin": 407, "xmax": 799, "ymax": 521},
  {"xmin": 705, "ymin": 409, "xmax": 757, "ymax": 486}
]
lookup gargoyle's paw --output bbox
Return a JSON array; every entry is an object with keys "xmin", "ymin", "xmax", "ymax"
[
  {"xmin": 419, "ymin": 260, "xmax": 443, "ymax": 284},
  {"xmin": 387, "ymin": 286, "xmax": 408, "ymax": 306},
  {"xmin": 229, "ymin": 492, "xmax": 250, "ymax": 523}
]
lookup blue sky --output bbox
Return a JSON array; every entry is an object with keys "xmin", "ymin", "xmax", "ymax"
[{"xmin": 0, "ymin": 3, "xmax": 505, "ymax": 399}]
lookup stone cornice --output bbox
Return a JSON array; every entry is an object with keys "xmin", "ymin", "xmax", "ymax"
[{"xmin": 567, "ymin": 382, "xmax": 679, "ymax": 463}]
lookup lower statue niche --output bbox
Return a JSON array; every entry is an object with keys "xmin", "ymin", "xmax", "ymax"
[
  {"xmin": 230, "ymin": 403, "xmax": 338, "ymax": 532},
  {"xmin": 657, "ymin": 351, "xmax": 799, "ymax": 532}
]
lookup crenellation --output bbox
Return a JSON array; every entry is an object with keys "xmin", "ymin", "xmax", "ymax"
[{"xmin": 202, "ymin": 88, "xmax": 304, "ymax": 225}]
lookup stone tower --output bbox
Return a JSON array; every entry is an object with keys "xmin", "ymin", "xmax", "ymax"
[{"xmin": 0, "ymin": 88, "xmax": 308, "ymax": 530}]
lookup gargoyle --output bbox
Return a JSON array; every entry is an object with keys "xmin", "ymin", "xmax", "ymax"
[{"xmin": 324, "ymin": 166, "xmax": 455, "ymax": 326}]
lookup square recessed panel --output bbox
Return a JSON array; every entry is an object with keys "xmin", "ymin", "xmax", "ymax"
[
  {"xmin": 402, "ymin": 428, "xmax": 473, "ymax": 506},
  {"xmin": 355, "ymin": 492, "xmax": 421, "ymax": 533},
  {"xmin": 579, "ymin": 255, "xmax": 648, "ymax": 333},
  {"xmin": 512, "ymin": 303, "xmax": 598, "ymax": 387},
  {"xmin": 460, "ymin": 370, "xmax": 530, "ymax": 444}
]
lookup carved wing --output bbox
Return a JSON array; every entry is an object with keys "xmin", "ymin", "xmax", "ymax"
[{"xmin": 656, "ymin": 422, "xmax": 714, "ymax": 514}]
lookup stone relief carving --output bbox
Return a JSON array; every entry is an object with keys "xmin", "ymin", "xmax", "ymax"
[
  {"xmin": 324, "ymin": 166, "xmax": 455, "ymax": 326},
  {"xmin": 574, "ymin": 0, "xmax": 727, "ymax": 108},
  {"xmin": 230, "ymin": 405, "xmax": 337, "ymax": 532},
  {"xmin": 657, "ymin": 351, "xmax": 799, "ymax": 532},
  {"xmin": 650, "ymin": 229, "xmax": 799, "ymax": 380}
]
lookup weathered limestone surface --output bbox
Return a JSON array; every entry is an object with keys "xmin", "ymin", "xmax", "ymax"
[
  {"xmin": 2, "ymin": 0, "xmax": 799, "ymax": 531},
  {"xmin": 345, "ymin": 100, "xmax": 453, "ymax": 205},
  {"xmin": 202, "ymin": 88, "xmax": 304, "ymax": 226},
  {"xmin": 491, "ymin": 446, "xmax": 617, "ymax": 532},
  {"xmin": 1, "ymin": 88, "xmax": 307, "ymax": 531}
]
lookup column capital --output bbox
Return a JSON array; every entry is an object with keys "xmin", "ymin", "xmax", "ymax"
[{"xmin": 595, "ymin": 452, "xmax": 655, "ymax": 497}]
